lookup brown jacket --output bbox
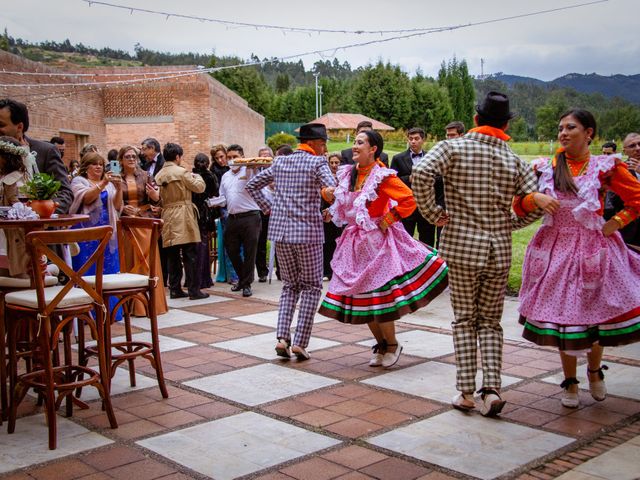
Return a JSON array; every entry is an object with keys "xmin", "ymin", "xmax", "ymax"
[{"xmin": 155, "ymin": 161, "xmax": 205, "ymax": 247}]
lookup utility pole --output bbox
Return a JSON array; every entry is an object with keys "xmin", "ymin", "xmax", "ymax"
[
  {"xmin": 319, "ymin": 84, "xmax": 323, "ymax": 117},
  {"xmin": 314, "ymin": 72, "xmax": 320, "ymax": 119},
  {"xmin": 480, "ymin": 58, "xmax": 485, "ymax": 78}
]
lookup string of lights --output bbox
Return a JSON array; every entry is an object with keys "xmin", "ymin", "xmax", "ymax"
[
  {"xmin": 81, "ymin": 0, "xmax": 607, "ymax": 36},
  {"xmin": 2, "ymin": 0, "xmax": 608, "ymax": 94}
]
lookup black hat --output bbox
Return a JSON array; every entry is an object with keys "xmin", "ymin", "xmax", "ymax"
[
  {"xmin": 297, "ymin": 123, "xmax": 328, "ymax": 141},
  {"xmin": 475, "ymin": 91, "xmax": 516, "ymax": 123}
]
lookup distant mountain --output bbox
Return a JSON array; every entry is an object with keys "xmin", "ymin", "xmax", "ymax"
[{"xmin": 489, "ymin": 72, "xmax": 640, "ymax": 104}]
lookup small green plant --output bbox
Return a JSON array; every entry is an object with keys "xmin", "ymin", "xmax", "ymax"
[
  {"xmin": 266, "ymin": 132, "xmax": 296, "ymax": 153},
  {"xmin": 19, "ymin": 173, "xmax": 61, "ymax": 200}
]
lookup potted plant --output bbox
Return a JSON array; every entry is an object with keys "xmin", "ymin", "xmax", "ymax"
[{"xmin": 19, "ymin": 173, "xmax": 61, "ymax": 219}]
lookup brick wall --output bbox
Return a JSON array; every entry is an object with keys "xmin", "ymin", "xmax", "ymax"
[
  {"xmin": 0, "ymin": 53, "xmax": 265, "ymax": 169},
  {"xmin": 0, "ymin": 51, "xmax": 106, "ymax": 164}
]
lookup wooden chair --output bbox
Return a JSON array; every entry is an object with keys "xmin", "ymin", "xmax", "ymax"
[
  {"xmin": 4, "ymin": 226, "xmax": 117, "ymax": 450},
  {"xmin": 81, "ymin": 216, "xmax": 168, "ymax": 398},
  {"xmin": 0, "ymin": 275, "xmax": 58, "ymax": 423}
]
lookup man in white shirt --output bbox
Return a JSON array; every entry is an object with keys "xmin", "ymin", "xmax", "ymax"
[{"xmin": 219, "ymin": 144, "xmax": 262, "ymax": 297}]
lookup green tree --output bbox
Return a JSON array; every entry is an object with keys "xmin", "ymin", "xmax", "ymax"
[
  {"xmin": 509, "ymin": 117, "xmax": 530, "ymax": 142},
  {"xmin": 409, "ymin": 77, "xmax": 453, "ymax": 137},
  {"xmin": 536, "ymin": 92, "xmax": 569, "ymax": 140},
  {"xmin": 437, "ymin": 57, "xmax": 475, "ymax": 129},
  {"xmin": 599, "ymin": 104, "xmax": 640, "ymax": 140},
  {"xmin": 352, "ymin": 61, "xmax": 413, "ymax": 128},
  {"xmin": 275, "ymin": 73, "xmax": 290, "ymax": 93}
]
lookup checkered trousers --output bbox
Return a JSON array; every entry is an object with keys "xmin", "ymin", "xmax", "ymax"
[
  {"xmin": 412, "ymin": 133, "xmax": 539, "ymax": 270},
  {"xmin": 246, "ymin": 150, "xmax": 337, "ymax": 244},
  {"xmin": 448, "ymin": 246, "xmax": 509, "ymax": 393},
  {"xmin": 275, "ymin": 242, "xmax": 324, "ymax": 348}
]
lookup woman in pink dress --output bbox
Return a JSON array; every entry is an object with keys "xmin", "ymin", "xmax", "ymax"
[
  {"xmin": 518, "ymin": 109, "xmax": 640, "ymax": 408},
  {"xmin": 319, "ymin": 131, "xmax": 448, "ymax": 368}
]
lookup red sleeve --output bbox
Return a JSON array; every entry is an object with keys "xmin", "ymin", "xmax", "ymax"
[
  {"xmin": 367, "ymin": 175, "xmax": 416, "ymax": 222},
  {"xmin": 512, "ymin": 193, "xmax": 538, "ymax": 217},
  {"xmin": 601, "ymin": 162, "xmax": 640, "ymax": 225}
]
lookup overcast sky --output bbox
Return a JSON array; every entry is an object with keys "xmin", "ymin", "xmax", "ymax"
[{"xmin": 3, "ymin": 0, "xmax": 638, "ymax": 81}]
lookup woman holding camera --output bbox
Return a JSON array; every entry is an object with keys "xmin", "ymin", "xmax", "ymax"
[{"xmin": 119, "ymin": 145, "xmax": 168, "ymax": 316}]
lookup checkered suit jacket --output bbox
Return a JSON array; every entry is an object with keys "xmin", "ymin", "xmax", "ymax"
[
  {"xmin": 413, "ymin": 132, "xmax": 540, "ymax": 269},
  {"xmin": 246, "ymin": 149, "xmax": 336, "ymax": 244}
]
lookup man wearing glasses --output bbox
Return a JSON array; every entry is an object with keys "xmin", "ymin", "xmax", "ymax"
[{"xmin": 140, "ymin": 138, "xmax": 165, "ymax": 179}]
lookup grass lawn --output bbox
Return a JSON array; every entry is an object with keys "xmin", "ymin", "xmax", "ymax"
[{"xmin": 509, "ymin": 220, "xmax": 540, "ymax": 295}]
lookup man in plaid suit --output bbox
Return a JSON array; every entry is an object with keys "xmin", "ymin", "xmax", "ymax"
[
  {"xmin": 246, "ymin": 123, "xmax": 336, "ymax": 360},
  {"xmin": 413, "ymin": 92, "xmax": 544, "ymax": 416}
]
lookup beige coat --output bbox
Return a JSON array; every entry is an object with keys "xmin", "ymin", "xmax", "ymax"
[{"xmin": 155, "ymin": 161, "xmax": 205, "ymax": 247}]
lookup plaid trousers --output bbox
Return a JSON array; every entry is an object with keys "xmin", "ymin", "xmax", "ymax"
[
  {"xmin": 275, "ymin": 242, "xmax": 323, "ymax": 348},
  {"xmin": 448, "ymin": 246, "xmax": 509, "ymax": 393}
]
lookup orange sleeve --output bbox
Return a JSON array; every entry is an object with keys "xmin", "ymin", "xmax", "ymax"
[
  {"xmin": 601, "ymin": 163, "xmax": 640, "ymax": 226},
  {"xmin": 367, "ymin": 174, "xmax": 416, "ymax": 222},
  {"xmin": 512, "ymin": 193, "xmax": 538, "ymax": 217}
]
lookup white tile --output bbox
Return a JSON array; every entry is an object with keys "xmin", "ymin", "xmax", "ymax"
[
  {"xmin": 358, "ymin": 330, "xmax": 454, "ymax": 359},
  {"xmin": 138, "ymin": 412, "xmax": 341, "ymax": 480},
  {"xmin": 232, "ymin": 309, "xmax": 330, "ymax": 328},
  {"xmin": 607, "ymin": 343, "xmax": 640, "ymax": 361},
  {"xmin": 167, "ymin": 293, "xmax": 231, "ymax": 309},
  {"xmin": 368, "ymin": 410, "xmax": 573, "ymax": 480},
  {"xmin": 542, "ymin": 362, "xmax": 640, "ymax": 401},
  {"xmin": 76, "ymin": 368, "xmax": 159, "ymax": 402},
  {"xmin": 0, "ymin": 415, "xmax": 113, "ymax": 474},
  {"xmin": 362, "ymin": 361, "xmax": 522, "ymax": 404},
  {"xmin": 184, "ymin": 363, "xmax": 340, "ymax": 406},
  {"xmin": 568, "ymin": 440, "xmax": 640, "ymax": 480},
  {"xmin": 211, "ymin": 332, "xmax": 340, "ymax": 360},
  {"xmin": 131, "ymin": 309, "xmax": 217, "ymax": 330}
]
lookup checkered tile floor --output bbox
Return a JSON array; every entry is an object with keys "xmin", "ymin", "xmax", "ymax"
[{"xmin": 1, "ymin": 281, "xmax": 639, "ymax": 480}]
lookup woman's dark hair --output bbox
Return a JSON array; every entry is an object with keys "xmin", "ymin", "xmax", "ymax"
[
  {"xmin": 553, "ymin": 109, "xmax": 597, "ymax": 194},
  {"xmin": 360, "ymin": 130, "xmax": 384, "ymax": 159},
  {"xmin": 0, "ymin": 136, "xmax": 26, "ymax": 174},
  {"xmin": 349, "ymin": 131, "xmax": 384, "ymax": 191},
  {"xmin": 163, "ymin": 142, "xmax": 183, "ymax": 162},
  {"xmin": 194, "ymin": 153, "xmax": 210, "ymax": 170},
  {"xmin": 107, "ymin": 148, "xmax": 118, "ymax": 161},
  {"xmin": 276, "ymin": 144, "xmax": 293, "ymax": 156}
]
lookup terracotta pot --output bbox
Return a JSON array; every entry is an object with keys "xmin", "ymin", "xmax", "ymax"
[{"xmin": 29, "ymin": 200, "xmax": 57, "ymax": 219}]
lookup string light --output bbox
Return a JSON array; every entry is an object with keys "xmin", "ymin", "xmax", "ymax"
[
  {"xmin": 81, "ymin": 0, "xmax": 608, "ymax": 36},
  {"xmin": 2, "ymin": 0, "xmax": 608, "ymax": 98}
]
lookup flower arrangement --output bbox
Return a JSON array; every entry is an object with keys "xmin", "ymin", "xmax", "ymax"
[{"xmin": 0, "ymin": 139, "xmax": 30, "ymax": 158}]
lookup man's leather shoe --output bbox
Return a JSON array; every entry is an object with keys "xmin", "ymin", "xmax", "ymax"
[
  {"xmin": 258, "ymin": 276, "xmax": 267, "ymax": 283},
  {"xmin": 189, "ymin": 291, "xmax": 210, "ymax": 300},
  {"xmin": 242, "ymin": 287, "xmax": 252, "ymax": 297},
  {"xmin": 170, "ymin": 290, "xmax": 188, "ymax": 299},
  {"xmin": 230, "ymin": 284, "xmax": 242, "ymax": 292}
]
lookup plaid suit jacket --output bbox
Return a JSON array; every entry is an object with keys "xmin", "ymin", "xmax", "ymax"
[
  {"xmin": 246, "ymin": 149, "xmax": 336, "ymax": 244},
  {"xmin": 413, "ymin": 132, "xmax": 540, "ymax": 270}
]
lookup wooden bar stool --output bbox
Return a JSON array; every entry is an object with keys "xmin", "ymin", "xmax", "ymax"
[
  {"xmin": 5, "ymin": 226, "xmax": 118, "ymax": 450},
  {"xmin": 81, "ymin": 217, "xmax": 168, "ymax": 398},
  {"xmin": 0, "ymin": 275, "xmax": 58, "ymax": 422}
]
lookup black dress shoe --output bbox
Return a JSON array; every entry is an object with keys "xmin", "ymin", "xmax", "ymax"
[
  {"xmin": 170, "ymin": 290, "xmax": 188, "ymax": 299},
  {"xmin": 242, "ymin": 287, "xmax": 252, "ymax": 297},
  {"xmin": 189, "ymin": 291, "xmax": 210, "ymax": 300},
  {"xmin": 258, "ymin": 276, "xmax": 267, "ymax": 283},
  {"xmin": 230, "ymin": 284, "xmax": 242, "ymax": 292}
]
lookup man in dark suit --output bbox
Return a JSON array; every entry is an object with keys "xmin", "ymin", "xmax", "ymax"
[
  {"xmin": 140, "ymin": 137, "xmax": 165, "ymax": 179},
  {"xmin": 0, "ymin": 98, "xmax": 73, "ymax": 214},
  {"xmin": 391, "ymin": 127, "xmax": 441, "ymax": 247},
  {"xmin": 341, "ymin": 120, "xmax": 389, "ymax": 167}
]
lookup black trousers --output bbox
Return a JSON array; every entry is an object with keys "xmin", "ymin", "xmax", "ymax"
[
  {"xmin": 402, "ymin": 209, "xmax": 439, "ymax": 248},
  {"xmin": 255, "ymin": 212, "xmax": 270, "ymax": 278},
  {"xmin": 323, "ymin": 221, "xmax": 343, "ymax": 278},
  {"xmin": 224, "ymin": 211, "xmax": 262, "ymax": 288},
  {"xmin": 166, "ymin": 242, "xmax": 199, "ymax": 296}
]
